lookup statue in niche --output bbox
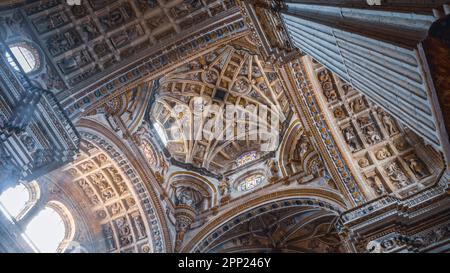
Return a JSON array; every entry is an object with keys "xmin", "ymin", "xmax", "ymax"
[
  {"xmin": 218, "ymin": 177, "xmax": 231, "ymax": 203},
  {"xmin": 308, "ymin": 156, "xmax": 324, "ymax": 178},
  {"xmin": 267, "ymin": 159, "xmax": 280, "ymax": 183},
  {"xmin": 102, "ymin": 224, "xmax": 116, "ymax": 251},
  {"xmin": 368, "ymin": 175, "xmax": 386, "ymax": 196},
  {"xmin": 175, "ymin": 186, "xmax": 203, "ymax": 209},
  {"xmin": 408, "ymin": 157, "xmax": 428, "ymax": 178},
  {"xmin": 364, "ymin": 125, "xmax": 381, "ymax": 145},
  {"xmin": 297, "ymin": 139, "xmax": 309, "ymax": 159},
  {"xmin": 133, "ymin": 215, "xmax": 146, "ymax": 239},
  {"xmin": 350, "ymin": 97, "xmax": 365, "ymax": 113},
  {"xmin": 343, "ymin": 127, "xmax": 358, "ymax": 151},
  {"xmin": 342, "ymin": 84, "xmax": 353, "ymax": 95},
  {"xmin": 386, "ymin": 162, "xmax": 409, "ymax": 189},
  {"xmin": 381, "ymin": 113, "xmax": 397, "ymax": 135},
  {"xmin": 376, "ymin": 147, "xmax": 391, "ymax": 160}
]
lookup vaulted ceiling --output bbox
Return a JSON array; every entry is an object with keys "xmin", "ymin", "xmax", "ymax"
[{"xmin": 148, "ymin": 38, "xmax": 292, "ymax": 176}]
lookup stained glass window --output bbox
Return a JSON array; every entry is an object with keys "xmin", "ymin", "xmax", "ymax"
[
  {"xmin": 236, "ymin": 151, "xmax": 257, "ymax": 167},
  {"xmin": 237, "ymin": 174, "xmax": 265, "ymax": 192}
]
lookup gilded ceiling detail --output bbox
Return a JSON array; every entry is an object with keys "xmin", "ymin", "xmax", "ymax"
[
  {"xmin": 62, "ymin": 139, "xmax": 155, "ymax": 253},
  {"xmin": 0, "ymin": 0, "xmax": 449, "ymax": 254},
  {"xmin": 308, "ymin": 58, "xmax": 445, "ymax": 200},
  {"xmin": 148, "ymin": 40, "xmax": 292, "ymax": 176}
]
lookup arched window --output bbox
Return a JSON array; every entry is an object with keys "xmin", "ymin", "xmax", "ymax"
[
  {"xmin": 0, "ymin": 183, "xmax": 30, "ymax": 219},
  {"xmin": 24, "ymin": 206, "xmax": 68, "ymax": 253},
  {"xmin": 237, "ymin": 174, "xmax": 265, "ymax": 192},
  {"xmin": 236, "ymin": 151, "xmax": 257, "ymax": 167},
  {"xmin": 154, "ymin": 122, "xmax": 168, "ymax": 146},
  {"xmin": 5, "ymin": 43, "xmax": 39, "ymax": 73}
]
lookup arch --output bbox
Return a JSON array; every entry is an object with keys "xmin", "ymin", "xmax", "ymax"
[
  {"xmin": 46, "ymin": 201, "xmax": 76, "ymax": 253},
  {"xmin": 76, "ymin": 118, "xmax": 172, "ymax": 252},
  {"xmin": 196, "ymin": 200, "xmax": 342, "ymax": 253},
  {"xmin": 23, "ymin": 201, "xmax": 75, "ymax": 253},
  {"xmin": 0, "ymin": 180, "xmax": 40, "ymax": 220},
  {"xmin": 279, "ymin": 120, "xmax": 305, "ymax": 176},
  {"xmin": 166, "ymin": 171, "xmax": 218, "ymax": 208},
  {"xmin": 181, "ymin": 187, "xmax": 348, "ymax": 252}
]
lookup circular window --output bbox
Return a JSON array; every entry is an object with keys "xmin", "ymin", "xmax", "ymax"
[
  {"xmin": 5, "ymin": 43, "xmax": 40, "ymax": 73},
  {"xmin": 237, "ymin": 174, "xmax": 266, "ymax": 192}
]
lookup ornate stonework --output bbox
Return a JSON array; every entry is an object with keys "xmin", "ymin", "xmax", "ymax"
[{"xmin": 0, "ymin": 0, "xmax": 448, "ymax": 254}]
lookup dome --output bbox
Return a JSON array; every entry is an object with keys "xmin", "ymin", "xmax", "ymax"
[{"xmin": 148, "ymin": 40, "xmax": 291, "ymax": 177}]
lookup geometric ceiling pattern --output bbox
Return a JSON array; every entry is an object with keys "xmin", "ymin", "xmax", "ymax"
[{"xmin": 149, "ymin": 39, "xmax": 292, "ymax": 176}]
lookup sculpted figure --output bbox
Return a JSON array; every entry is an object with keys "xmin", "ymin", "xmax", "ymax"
[
  {"xmin": 218, "ymin": 178, "xmax": 230, "ymax": 197},
  {"xmin": 376, "ymin": 147, "xmax": 391, "ymax": 160},
  {"xmin": 175, "ymin": 186, "xmax": 203, "ymax": 208},
  {"xmin": 368, "ymin": 176, "xmax": 386, "ymax": 196},
  {"xmin": 408, "ymin": 158, "xmax": 427, "ymax": 178},
  {"xmin": 267, "ymin": 159, "xmax": 280, "ymax": 182},
  {"xmin": 343, "ymin": 127, "xmax": 358, "ymax": 151},
  {"xmin": 365, "ymin": 125, "xmax": 381, "ymax": 145},
  {"xmin": 386, "ymin": 162, "xmax": 409, "ymax": 188},
  {"xmin": 382, "ymin": 113, "xmax": 397, "ymax": 135}
]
